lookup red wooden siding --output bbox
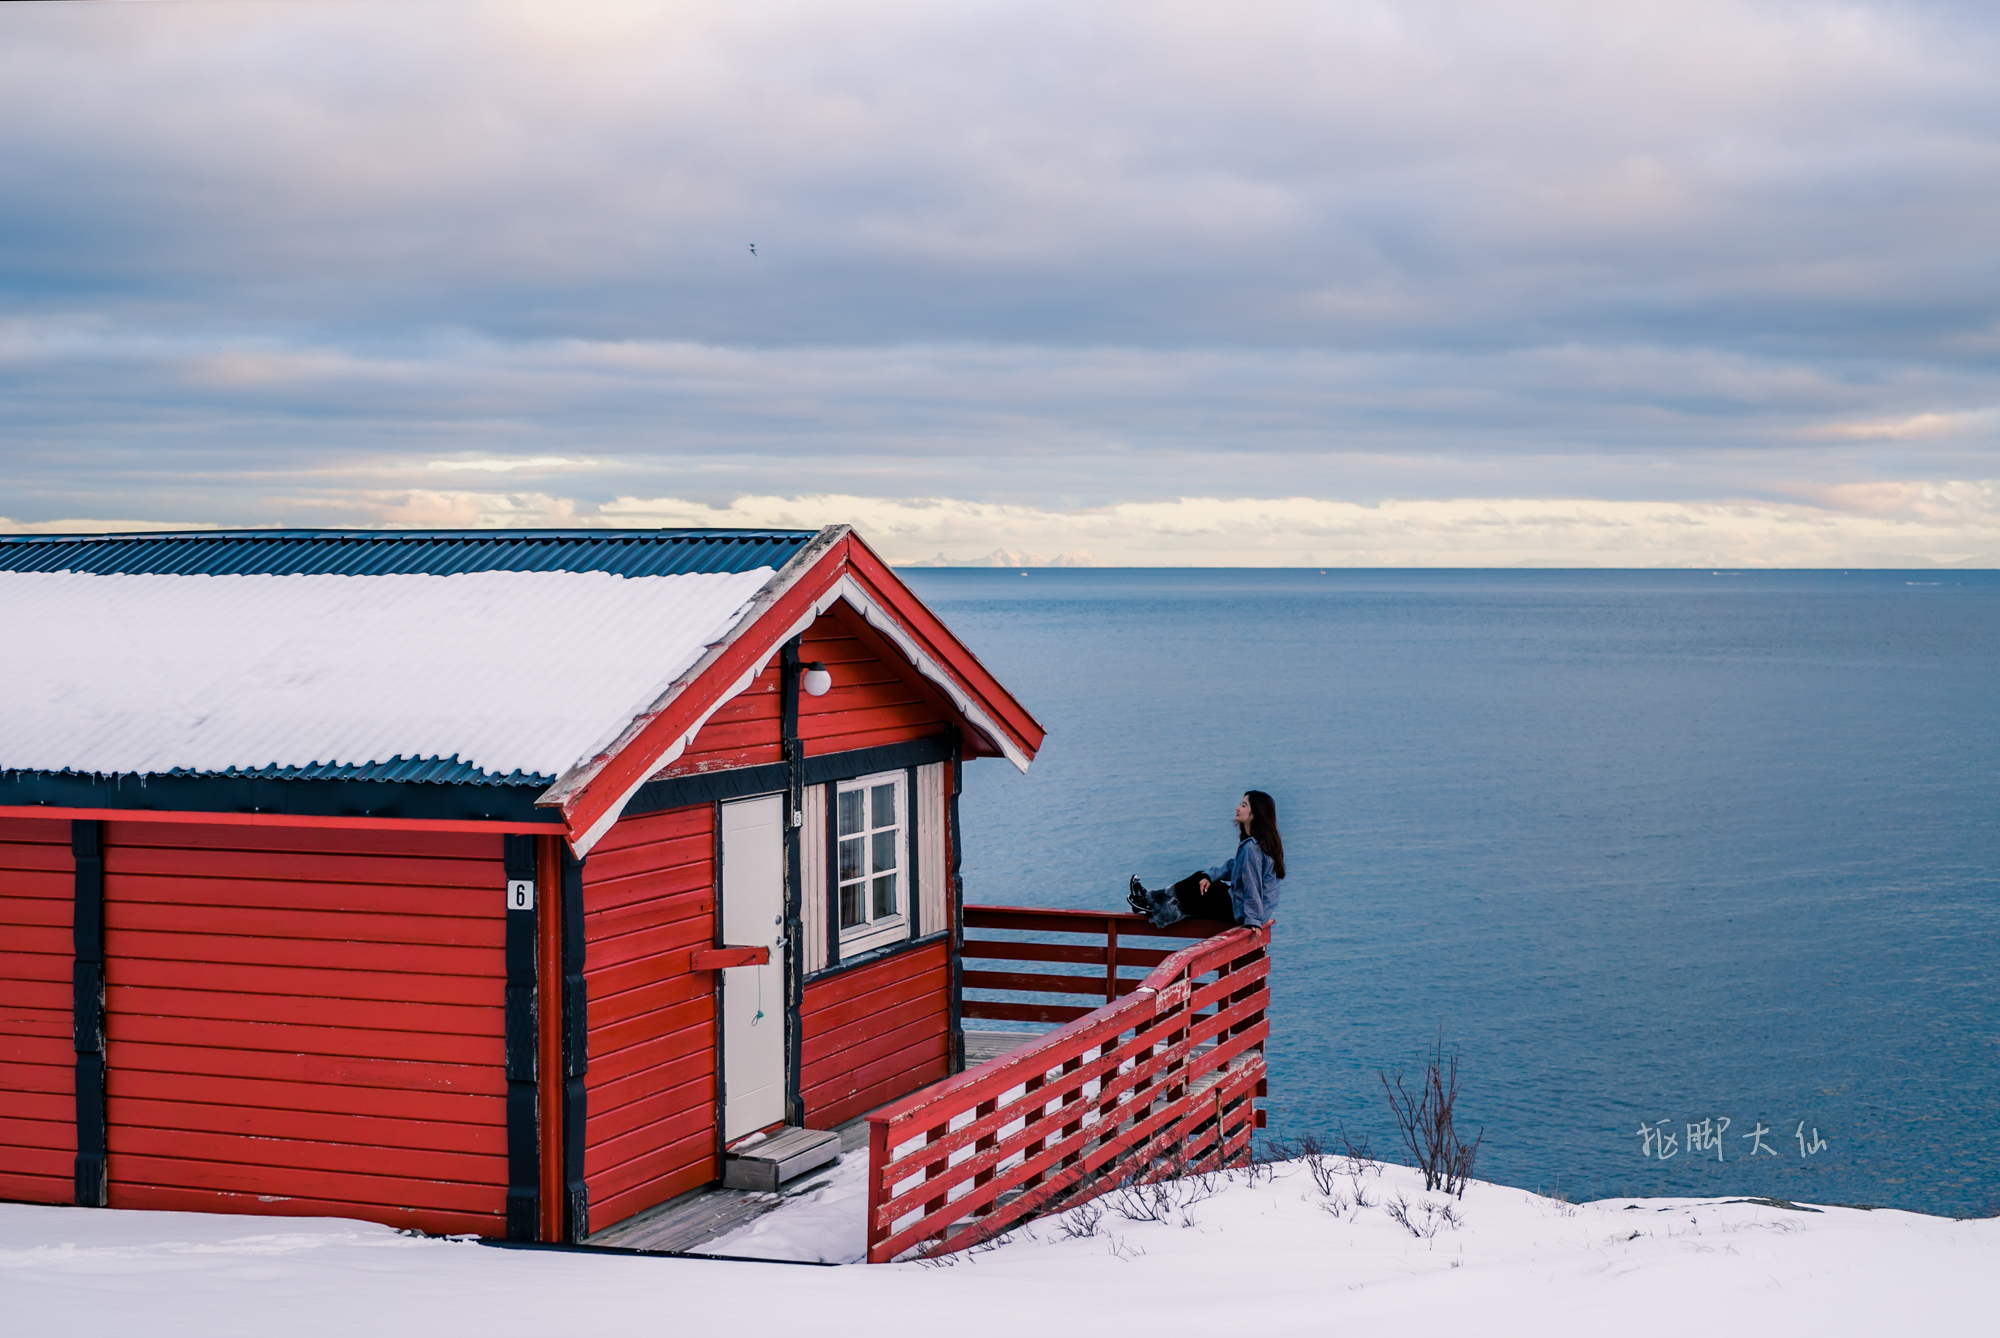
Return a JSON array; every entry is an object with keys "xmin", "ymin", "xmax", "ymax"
[
  {"xmin": 581, "ymin": 805, "xmax": 718, "ymax": 1233},
  {"xmin": 800, "ymin": 941, "xmax": 951, "ymax": 1129},
  {"xmin": 656, "ymin": 606, "xmax": 954, "ymax": 783},
  {"xmin": 798, "ymin": 608, "xmax": 952, "ymax": 758},
  {"xmin": 0, "ymin": 817, "xmax": 75, "ymax": 1205},
  {"xmin": 99, "ymin": 822, "xmax": 509, "ymax": 1235},
  {"xmin": 665, "ymin": 662, "xmax": 784, "ymax": 775}
]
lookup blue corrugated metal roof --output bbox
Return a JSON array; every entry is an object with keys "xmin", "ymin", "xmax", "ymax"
[
  {"xmin": 0, "ymin": 528, "xmax": 818, "ymax": 577},
  {"xmin": 172, "ymin": 756, "xmax": 556, "ymax": 786},
  {"xmin": 10, "ymin": 755, "xmax": 551, "ymax": 788}
]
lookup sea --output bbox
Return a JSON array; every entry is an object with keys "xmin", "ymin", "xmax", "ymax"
[{"xmin": 900, "ymin": 567, "xmax": 2000, "ymax": 1216}]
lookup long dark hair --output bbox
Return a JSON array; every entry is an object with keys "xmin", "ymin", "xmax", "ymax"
[{"xmin": 1238, "ymin": 790, "xmax": 1286, "ymax": 879}]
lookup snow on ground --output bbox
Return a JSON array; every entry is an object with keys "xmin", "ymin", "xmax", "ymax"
[
  {"xmin": 5, "ymin": 1160, "xmax": 1993, "ymax": 1337},
  {"xmin": 695, "ymin": 1141, "xmax": 872, "ymax": 1263}
]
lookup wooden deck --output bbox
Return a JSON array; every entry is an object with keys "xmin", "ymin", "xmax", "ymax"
[
  {"xmin": 585, "ymin": 1031, "xmax": 1039, "ymax": 1254},
  {"xmin": 583, "ymin": 1024, "xmax": 1249, "ymax": 1257}
]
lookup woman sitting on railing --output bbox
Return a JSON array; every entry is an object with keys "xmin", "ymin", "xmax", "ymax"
[{"xmin": 1127, "ymin": 790, "xmax": 1286, "ymax": 929}]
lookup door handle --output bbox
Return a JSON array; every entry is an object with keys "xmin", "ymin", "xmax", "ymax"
[{"xmin": 692, "ymin": 945, "xmax": 771, "ymax": 970}]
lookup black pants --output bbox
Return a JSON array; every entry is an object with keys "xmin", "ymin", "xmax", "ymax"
[{"xmin": 1170, "ymin": 870, "xmax": 1236, "ymax": 923}]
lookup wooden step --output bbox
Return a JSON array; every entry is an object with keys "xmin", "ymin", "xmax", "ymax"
[{"xmin": 723, "ymin": 1126, "xmax": 842, "ymax": 1192}]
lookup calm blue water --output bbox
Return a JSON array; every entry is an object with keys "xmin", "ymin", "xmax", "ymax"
[{"xmin": 903, "ymin": 568, "xmax": 2000, "ymax": 1216}]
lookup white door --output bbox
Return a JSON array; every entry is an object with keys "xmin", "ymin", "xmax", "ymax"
[{"xmin": 721, "ymin": 794, "xmax": 787, "ymax": 1141}]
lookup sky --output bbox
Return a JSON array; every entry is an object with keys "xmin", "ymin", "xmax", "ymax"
[{"xmin": 2, "ymin": 0, "xmax": 1998, "ymax": 566}]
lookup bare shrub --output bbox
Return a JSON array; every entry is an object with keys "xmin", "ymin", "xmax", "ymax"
[
  {"xmin": 1384, "ymin": 1194, "xmax": 1463, "ymax": 1239},
  {"xmin": 1058, "ymin": 1197, "xmax": 1106, "ymax": 1240},
  {"xmin": 1107, "ymin": 1151, "xmax": 1223, "ymax": 1228},
  {"xmin": 1537, "ymin": 1181, "xmax": 1579, "ymax": 1217},
  {"xmin": 1245, "ymin": 1136, "xmax": 1287, "ymax": 1187},
  {"xmin": 1296, "ymin": 1134, "xmax": 1339, "ymax": 1198},
  {"xmin": 1105, "ymin": 1233, "xmax": 1145, "ymax": 1261},
  {"xmin": 1380, "ymin": 1032, "xmax": 1484, "ymax": 1198}
]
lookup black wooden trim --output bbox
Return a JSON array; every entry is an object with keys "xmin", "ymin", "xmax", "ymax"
[
  {"xmin": 7, "ymin": 770, "xmax": 559, "ymax": 824},
  {"xmin": 71, "ymin": 820, "xmax": 107, "ymax": 1207},
  {"xmin": 783, "ymin": 812, "xmax": 804, "ymax": 1126},
  {"xmin": 627, "ymin": 763, "xmax": 790, "ymax": 817},
  {"xmin": 780, "ymin": 640, "xmax": 805, "ymax": 1127},
  {"xmin": 781, "ymin": 639, "xmax": 803, "ymax": 823},
  {"xmin": 501, "ymin": 834, "xmax": 540, "ymax": 1241},
  {"xmin": 947, "ymin": 728, "xmax": 966, "ymax": 1075},
  {"xmin": 560, "ymin": 846, "xmax": 588, "ymax": 1243},
  {"xmin": 73, "ymin": 1055, "xmax": 106, "ymax": 1206},
  {"xmin": 823, "ymin": 782, "xmax": 840, "ymax": 971},
  {"xmin": 801, "ymin": 929, "xmax": 950, "ymax": 985},
  {"xmin": 621, "ymin": 734, "xmax": 954, "ymax": 820},
  {"xmin": 4, "ymin": 719, "xmax": 951, "ymax": 831},
  {"xmin": 804, "ymin": 736, "xmax": 953, "ymax": 786}
]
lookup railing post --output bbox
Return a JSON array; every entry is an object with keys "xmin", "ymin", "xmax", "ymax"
[
  {"xmin": 1129, "ymin": 1010, "xmax": 1157, "ymax": 1118},
  {"xmin": 970, "ymin": 1096, "xmax": 1000, "ymax": 1215},
  {"xmin": 866, "ymin": 1116, "xmax": 890, "ymax": 1264},
  {"xmin": 1057, "ymin": 1053, "xmax": 1086, "ymax": 1172},
  {"xmin": 1019, "ymin": 1069, "xmax": 1049, "ymax": 1193},
  {"xmin": 1105, "ymin": 917, "xmax": 1119, "ymax": 1005},
  {"xmin": 922, "ymin": 1119, "xmax": 950, "ymax": 1240}
]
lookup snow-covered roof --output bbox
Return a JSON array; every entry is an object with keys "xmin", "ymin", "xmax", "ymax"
[{"xmin": 0, "ymin": 529, "xmax": 815, "ymax": 783}]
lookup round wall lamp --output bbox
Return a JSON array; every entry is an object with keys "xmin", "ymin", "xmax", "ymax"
[{"xmin": 801, "ymin": 661, "xmax": 832, "ymax": 697}]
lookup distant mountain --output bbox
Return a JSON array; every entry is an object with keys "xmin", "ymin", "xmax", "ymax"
[{"xmin": 899, "ymin": 548, "xmax": 1103, "ymax": 568}]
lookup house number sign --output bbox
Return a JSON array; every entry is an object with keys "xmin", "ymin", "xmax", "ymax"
[{"xmin": 506, "ymin": 879, "xmax": 535, "ymax": 912}]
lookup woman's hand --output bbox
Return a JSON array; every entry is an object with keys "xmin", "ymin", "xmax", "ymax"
[{"xmin": 1197, "ymin": 877, "xmax": 1211, "ymax": 893}]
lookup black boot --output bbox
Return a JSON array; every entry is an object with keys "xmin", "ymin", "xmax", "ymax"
[{"xmin": 1127, "ymin": 875, "xmax": 1150, "ymax": 913}]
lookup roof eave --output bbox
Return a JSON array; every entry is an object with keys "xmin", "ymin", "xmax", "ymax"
[
  {"xmin": 540, "ymin": 524, "xmax": 1047, "ymax": 857},
  {"xmin": 536, "ymin": 525, "xmax": 850, "ymax": 839}
]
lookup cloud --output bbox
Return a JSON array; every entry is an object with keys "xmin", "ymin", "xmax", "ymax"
[
  {"xmin": 7, "ymin": 0, "xmax": 2000, "ymax": 358},
  {"xmin": 0, "ymin": 1, "xmax": 1997, "ymax": 549},
  {"xmin": 0, "ymin": 518, "xmax": 219, "ymax": 536},
  {"xmin": 4, "ymin": 330, "xmax": 1995, "ymax": 522},
  {"xmin": 1805, "ymin": 410, "xmax": 1999, "ymax": 442},
  {"xmin": 605, "ymin": 487, "xmax": 2000, "ymax": 567},
  {"xmin": 424, "ymin": 457, "xmax": 597, "ymax": 474},
  {"xmin": 97, "ymin": 484, "xmax": 1985, "ymax": 569}
]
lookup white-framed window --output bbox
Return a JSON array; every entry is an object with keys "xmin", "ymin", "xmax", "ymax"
[{"xmin": 836, "ymin": 769, "xmax": 908, "ymax": 953}]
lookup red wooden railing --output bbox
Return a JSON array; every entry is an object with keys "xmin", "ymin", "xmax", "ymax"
[
  {"xmin": 960, "ymin": 905, "xmax": 1222, "ymax": 1022},
  {"xmin": 864, "ymin": 908, "xmax": 1270, "ymax": 1262}
]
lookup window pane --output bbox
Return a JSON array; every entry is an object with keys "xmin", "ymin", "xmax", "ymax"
[
  {"xmin": 871, "ymin": 782, "xmax": 897, "ymax": 830},
  {"xmin": 838, "ymin": 789, "xmax": 864, "ymax": 837},
  {"xmin": 871, "ymin": 829, "xmax": 897, "ymax": 875},
  {"xmin": 872, "ymin": 872, "xmax": 897, "ymax": 919},
  {"xmin": 839, "ymin": 837, "xmax": 864, "ymax": 883},
  {"xmin": 839, "ymin": 882, "xmax": 862, "ymax": 929}
]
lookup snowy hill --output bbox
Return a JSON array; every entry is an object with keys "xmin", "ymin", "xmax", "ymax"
[{"xmin": 4, "ymin": 1159, "xmax": 1992, "ymax": 1336}]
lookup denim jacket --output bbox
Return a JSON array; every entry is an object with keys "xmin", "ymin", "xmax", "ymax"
[{"xmin": 1209, "ymin": 835, "xmax": 1281, "ymax": 927}]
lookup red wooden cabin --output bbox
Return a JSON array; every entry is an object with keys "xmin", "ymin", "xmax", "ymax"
[{"xmin": 0, "ymin": 525, "xmax": 1043, "ymax": 1243}]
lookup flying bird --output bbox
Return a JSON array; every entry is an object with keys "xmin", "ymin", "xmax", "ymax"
[{"xmin": 749, "ymin": 243, "xmax": 757, "ymax": 256}]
